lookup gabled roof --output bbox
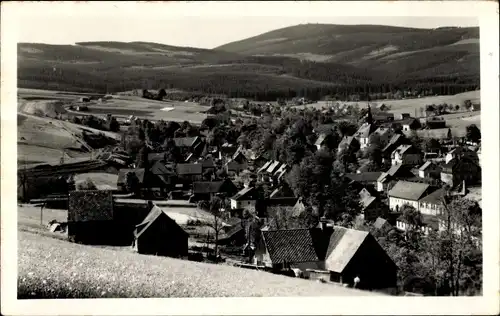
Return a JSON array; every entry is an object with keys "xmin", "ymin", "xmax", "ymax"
[
  {"xmin": 273, "ymin": 163, "xmax": 288, "ymax": 177},
  {"xmin": 419, "ymin": 187, "xmax": 447, "ymax": 205},
  {"xmin": 373, "ymin": 217, "xmax": 391, "ymax": 230},
  {"xmin": 174, "ymin": 136, "xmax": 199, "ymax": 147},
  {"xmin": 360, "ymin": 195, "xmax": 377, "ymax": 211},
  {"xmin": 257, "ymin": 161, "xmax": 272, "ymax": 173},
  {"xmin": 418, "ymin": 161, "xmax": 440, "ymax": 172},
  {"xmin": 150, "ymin": 161, "xmax": 175, "ymax": 176},
  {"xmin": 325, "ymin": 226, "xmax": 369, "ymax": 273},
  {"xmin": 266, "ymin": 161, "xmax": 281, "ymax": 174},
  {"xmin": 315, "ymin": 134, "xmax": 327, "ymax": 146},
  {"xmin": 345, "ymin": 172, "xmax": 383, "ymax": 183},
  {"xmin": 393, "ymin": 144, "xmax": 419, "ymax": 156},
  {"xmin": 192, "ymin": 179, "xmax": 236, "ymax": 194},
  {"xmin": 232, "ymin": 151, "xmax": 248, "ymax": 163},
  {"xmin": 388, "ymin": 181, "xmax": 430, "ymax": 201},
  {"xmin": 176, "ymin": 163, "xmax": 203, "ymax": 175},
  {"xmin": 373, "ymin": 126, "xmax": 392, "ymax": 137},
  {"xmin": 231, "ymin": 186, "xmax": 256, "ymax": 201},
  {"xmin": 117, "ymin": 168, "xmax": 146, "ymax": 184},
  {"xmin": 261, "ymin": 229, "xmax": 319, "ymax": 264},
  {"xmin": 134, "ymin": 205, "xmax": 188, "ymax": 238},
  {"xmin": 354, "ymin": 123, "xmax": 375, "ymax": 139}
]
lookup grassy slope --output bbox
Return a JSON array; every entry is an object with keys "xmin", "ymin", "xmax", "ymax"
[{"xmin": 18, "ymin": 230, "xmax": 381, "ymax": 298}]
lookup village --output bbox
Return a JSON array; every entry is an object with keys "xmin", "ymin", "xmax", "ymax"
[{"xmin": 17, "ymin": 91, "xmax": 483, "ymax": 297}]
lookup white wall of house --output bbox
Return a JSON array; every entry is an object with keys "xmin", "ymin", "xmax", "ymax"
[
  {"xmin": 359, "ymin": 137, "xmax": 369, "ymax": 149},
  {"xmin": 418, "ymin": 170, "xmax": 426, "ymax": 178},
  {"xmin": 389, "ymin": 197, "xmax": 419, "ymax": 211},
  {"xmin": 377, "ymin": 181, "xmax": 385, "ymax": 192},
  {"xmin": 419, "ymin": 202, "xmax": 443, "ymax": 216},
  {"xmin": 396, "ymin": 220, "xmax": 432, "ymax": 235},
  {"xmin": 231, "ymin": 199, "xmax": 255, "ymax": 210},
  {"xmin": 440, "ymin": 172, "xmax": 454, "ymax": 185}
]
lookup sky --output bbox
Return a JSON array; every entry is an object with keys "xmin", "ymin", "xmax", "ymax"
[{"xmin": 11, "ymin": 2, "xmax": 480, "ymax": 49}]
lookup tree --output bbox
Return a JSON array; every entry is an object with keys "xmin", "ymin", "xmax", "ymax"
[
  {"xmin": 135, "ymin": 144, "xmax": 149, "ymax": 169},
  {"xmin": 76, "ymin": 178, "xmax": 97, "ymax": 191},
  {"xmin": 125, "ymin": 171, "xmax": 141, "ymax": 196},
  {"xmin": 162, "ymin": 138, "xmax": 183, "ymax": 163},
  {"xmin": 108, "ymin": 116, "xmax": 120, "ymax": 132},
  {"xmin": 423, "ymin": 138, "xmax": 442, "ymax": 153},
  {"xmin": 157, "ymin": 88, "xmax": 167, "ymax": 100},
  {"xmin": 201, "ymin": 196, "xmax": 227, "ymax": 259},
  {"xmin": 466, "ymin": 124, "xmax": 481, "ymax": 143},
  {"xmin": 366, "ymin": 134, "xmax": 383, "ymax": 168}
]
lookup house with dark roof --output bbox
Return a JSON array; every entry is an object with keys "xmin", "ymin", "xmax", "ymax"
[
  {"xmin": 132, "ymin": 205, "xmax": 188, "ymax": 258},
  {"xmin": 376, "ymin": 164, "xmax": 415, "ymax": 192},
  {"xmin": 372, "ymin": 126, "xmax": 394, "ymax": 148},
  {"xmin": 338, "ymin": 136, "xmax": 360, "ymax": 153},
  {"xmin": 388, "ymin": 181, "xmax": 434, "ymax": 212},
  {"xmin": 345, "ymin": 172, "xmax": 383, "ymax": 187},
  {"xmin": 230, "ymin": 186, "xmax": 258, "ymax": 210},
  {"xmin": 191, "ymin": 179, "xmax": 238, "ymax": 202},
  {"xmin": 418, "ymin": 187, "xmax": 446, "ymax": 216},
  {"xmin": 441, "ymin": 157, "xmax": 481, "ymax": 187},
  {"xmin": 254, "ymin": 224, "xmax": 397, "ymax": 290},
  {"xmin": 176, "ymin": 163, "xmax": 203, "ymax": 183},
  {"xmin": 391, "ymin": 144, "xmax": 423, "ymax": 166},
  {"xmin": 117, "ymin": 168, "xmax": 168, "ymax": 195},
  {"xmin": 373, "ymin": 217, "xmax": 393, "ymax": 235},
  {"xmin": 401, "ymin": 118, "xmax": 421, "ymax": 132},
  {"xmin": 173, "ymin": 136, "xmax": 202, "ymax": 151},
  {"xmin": 418, "ymin": 161, "xmax": 442, "ymax": 180},
  {"xmin": 353, "ymin": 123, "xmax": 377, "ymax": 149},
  {"xmin": 382, "ymin": 134, "xmax": 410, "ymax": 163},
  {"xmin": 359, "ymin": 191, "xmax": 388, "ymax": 222}
]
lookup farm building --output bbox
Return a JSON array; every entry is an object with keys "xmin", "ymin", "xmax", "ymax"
[
  {"xmin": 425, "ymin": 117, "xmax": 447, "ymax": 129},
  {"xmin": 254, "ymin": 223, "xmax": 397, "ymax": 290},
  {"xmin": 377, "ymin": 163, "xmax": 415, "ymax": 192},
  {"xmin": 371, "ymin": 126, "xmax": 394, "ymax": 148},
  {"xmin": 175, "ymin": 163, "xmax": 203, "ymax": 184},
  {"xmin": 353, "ymin": 123, "xmax": 377, "ymax": 149},
  {"xmin": 401, "ymin": 118, "xmax": 421, "ymax": 131},
  {"xmin": 67, "ymin": 190, "xmax": 116, "ymax": 244},
  {"xmin": 191, "ymin": 179, "xmax": 238, "ymax": 202},
  {"xmin": 441, "ymin": 158, "xmax": 481, "ymax": 187},
  {"xmin": 391, "ymin": 144, "xmax": 423, "ymax": 166},
  {"xmin": 418, "ymin": 161, "xmax": 442, "ymax": 180},
  {"xmin": 388, "ymin": 181, "xmax": 434, "ymax": 212},
  {"xmin": 372, "ymin": 217, "xmax": 393, "ymax": 235},
  {"xmin": 116, "ymin": 168, "xmax": 168, "ymax": 194},
  {"xmin": 230, "ymin": 186, "xmax": 259, "ymax": 210},
  {"xmin": 132, "ymin": 205, "xmax": 188, "ymax": 258}
]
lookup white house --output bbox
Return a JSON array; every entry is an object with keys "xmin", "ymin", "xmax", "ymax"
[
  {"xmin": 353, "ymin": 123, "xmax": 376, "ymax": 150},
  {"xmin": 388, "ymin": 181, "xmax": 432, "ymax": 212},
  {"xmin": 391, "ymin": 144, "xmax": 423, "ymax": 166},
  {"xmin": 418, "ymin": 161, "xmax": 442, "ymax": 179},
  {"xmin": 418, "ymin": 187, "xmax": 446, "ymax": 216},
  {"xmin": 230, "ymin": 187, "xmax": 258, "ymax": 210}
]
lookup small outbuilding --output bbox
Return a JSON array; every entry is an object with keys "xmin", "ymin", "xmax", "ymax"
[{"xmin": 132, "ymin": 205, "xmax": 189, "ymax": 258}]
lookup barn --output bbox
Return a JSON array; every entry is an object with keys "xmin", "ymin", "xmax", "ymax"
[{"xmin": 132, "ymin": 205, "xmax": 189, "ymax": 258}]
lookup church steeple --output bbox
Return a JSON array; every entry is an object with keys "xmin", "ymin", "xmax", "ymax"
[{"xmin": 365, "ymin": 103, "xmax": 373, "ymax": 125}]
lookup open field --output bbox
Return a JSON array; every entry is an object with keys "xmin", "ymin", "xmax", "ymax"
[
  {"xmin": 74, "ymin": 173, "xmax": 118, "ymax": 190},
  {"xmin": 295, "ymin": 90, "xmax": 480, "ymax": 116},
  {"xmin": 18, "ymin": 88, "xmax": 210, "ymax": 124},
  {"xmin": 18, "ymin": 229, "xmax": 379, "ymax": 298}
]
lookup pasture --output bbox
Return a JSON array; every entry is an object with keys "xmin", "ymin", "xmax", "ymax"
[
  {"xmin": 18, "ymin": 228, "xmax": 379, "ymax": 298},
  {"xmin": 296, "ymin": 90, "xmax": 480, "ymax": 116}
]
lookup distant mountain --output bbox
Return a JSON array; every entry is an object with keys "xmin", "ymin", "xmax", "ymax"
[
  {"xmin": 17, "ymin": 24, "xmax": 480, "ymax": 99},
  {"xmin": 216, "ymin": 24, "xmax": 480, "ymax": 80}
]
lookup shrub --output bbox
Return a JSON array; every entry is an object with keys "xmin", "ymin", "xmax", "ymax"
[{"xmin": 75, "ymin": 178, "xmax": 97, "ymax": 191}]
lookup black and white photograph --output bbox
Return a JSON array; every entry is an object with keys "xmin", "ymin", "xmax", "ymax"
[{"xmin": 1, "ymin": 1, "xmax": 499, "ymax": 315}]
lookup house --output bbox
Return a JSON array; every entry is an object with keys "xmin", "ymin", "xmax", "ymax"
[
  {"xmin": 388, "ymin": 181, "xmax": 433, "ymax": 212},
  {"xmin": 132, "ymin": 205, "xmax": 188, "ymax": 258},
  {"xmin": 149, "ymin": 161, "xmax": 177, "ymax": 194},
  {"xmin": 391, "ymin": 144, "xmax": 423, "ymax": 166},
  {"xmin": 382, "ymin": 134, "xmax": 410, "ymax": 163},
  {"xmin": 418, "ymin": 187, "xmax": 446, "ymax": 216},
  {"xmin": 323, "ymin": 226, "xmax": 397, "ymax": 290},
  {"xmin": 117, "ymin": 168, "xmax": 166, "ymax": 194},
  {"xmin": 260, "ymin": 197, "xmax": 300, "ymax": 218},
  {"xmin": 191, "ymin": 179, "xmax": 238, "ymax": 202},
  {"xmin": 359, "ymin": 191, "xmax": 387, "ymax": 222},
  {"xmin": 345, "ymin": 172, "xmax": 383, "ymax": 187},
  {"xmin": 176, "ymin": 163, "xmax": 203, "ymax": 183},
  {"xmin": 425, "ymin": 117, "xmax": 446, "ymax": 129},
  {"xmin": 269, "ymin": 183, "xmax": 295, "ymax": 198},
  {"xmin": 230, "ymin": 187, "xmax": 258, "ymax": 210},
  {"xmin": 174, "ymin": 136, "xmax": 203, "ymax": 153},
  {"xmin": 377, "ymin": 164, "xmax": 415, "ymax": 192},
  {"xmin": 445, "ymin": 147, "xmax": 479, "ymax": 164},
  {"xmin": 217, "ymin": 221, "xmax": 247, "ymax": 246},
  {"xmin": 371, "ymin": 126, "xmax": 394, "ymax": 148},
  {"xmin": 418, "ymin": 161, "xmax": 441, "ymax": 180},
  {"xmin": 353, "ymin": 123, "xmax": 376, "ymax": 149},
  {"xmin": 441, "ymin": 158, "xmax": 481, "ymax": 187},
  {"xmin": 373, "ymin": 217, "xmax": 393, "ymax": 235},
  {"xmin": 395, "ymin": 213, "xmax": 439, "ymax": 236},
  {"xmin": 67, "ymin": 190, "xmax": 115, "ymax": 244},
  {"xmin": 401, "ymin": 118, "xmax": 421, "ymax": 131},
  {"xmin": 395, "ymin": 113, "xmax": 410, "ymax": 121},
  {"xmin": 254, "ymin": 223, "xmax": 398, "ymax": 290},
  {"xmin": 338, "ymin": 136, "xmax": 360, "ymax": 153}
]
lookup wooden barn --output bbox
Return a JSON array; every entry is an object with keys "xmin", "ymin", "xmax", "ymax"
[
  {"xmin": 67, "ymin": 190, "xmax": 116, "ymax": 244},
  {"xmin": 132, "ymin": 205, "xmax": 189, "ymax": 258}
]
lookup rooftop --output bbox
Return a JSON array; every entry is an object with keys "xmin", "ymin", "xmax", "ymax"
[{"xmin": 388, "ymin": 181, "xmax": 430, "ymax": 201}]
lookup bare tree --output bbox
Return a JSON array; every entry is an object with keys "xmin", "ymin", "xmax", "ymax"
[{"xmin": 202, "ymin": 196, "xmax": 227, "ymax": 259}]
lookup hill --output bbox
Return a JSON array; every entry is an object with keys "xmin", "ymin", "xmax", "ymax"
[
  {"xmin": 18, "ymin": 24, "xmax": 479, "ymax": 100},
  {"xmin": 17, "ymin": 230, "xmax": 381, "ymax": 298},
  {"xmin": 216, "ymin": 24, "xmax": 479, "ymax": 80}
]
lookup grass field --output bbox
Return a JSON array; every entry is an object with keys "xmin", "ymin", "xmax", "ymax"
[
  {"xmin": 296, "ymin": 90, "xmax": 480, "ymax": 116},
  {"xmin": 74, "ymin": 173, "xmax": 118, "ymax": 190},
  {"xmin": 17, "ymin": 229, "xmax": 380, "ymax": 298}
]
